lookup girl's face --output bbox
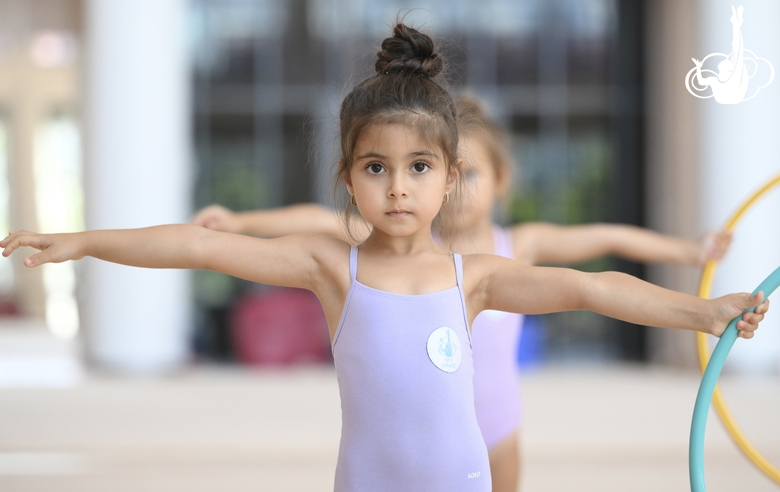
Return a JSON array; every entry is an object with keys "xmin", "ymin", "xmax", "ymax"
[
  {"xmin": 453, "ymin": 133, "xmax": 507, "ymax": 231},
  {"xmin": 345, "ymin": 122, "xmax": 456, "ymax": 238}
]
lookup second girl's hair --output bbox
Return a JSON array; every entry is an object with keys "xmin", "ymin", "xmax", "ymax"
[
  {"xmin": 455, "ymin": 95, "xmax": 513, "ymax": 188},
  {"xmin": 335, "ymin": 23, "xmax": 460, "ymax": 239}
]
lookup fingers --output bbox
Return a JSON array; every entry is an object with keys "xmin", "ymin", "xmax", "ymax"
[
  {"xmin": 0, "ymin": 231, "xmax": 49, "ymax": 261},
  {"xmin": 191, "ymin": 212, "xmax": 208, "ymax": 227},
  {"xmin": 24, "ymin": 251, "xmax": 48, "ymax": 268},
  {"xmin": 192, "ymin": 205, "xmax": 216, "ymax": 225},
  {"xmin": 192, "ymin": 208, "xmax": 214, "ymax": 227},
  {"xmin": 701, "ymin": 230, "xmax": 733, "ymax": 262},
  {"xmin": 737, "ymin": 294, "xmax": 770, "ymax": 339},
  {"xmin": 192, "ymin": 205, "xmax": 230, "ymax": 231},
  {"xmin": 194, "ymin": 206, "xmax": 224, "ymax": 227},
  {"xmin": 755, "ymin": 297, "xmax": 770, "ymax": 315},
  {"xmin": 748, "ymin": 290, "xmax": 765, "ymax": 308},
  {"xmin": 712, "ymin": 231, "xmax": 733, "ymax": 259},
  {"xmin": 1, "ymin": 230, "xmax": 24, "ymax": 254},
  {"xmin": 0, "ymin": 230, "xmax": 16, "ymax": 249},
  {"xmin": 712, "ymin": 291, "xmax": 770, "ymax": 339}
]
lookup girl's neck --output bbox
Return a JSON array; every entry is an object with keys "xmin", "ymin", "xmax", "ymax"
[{"xmin": 361, "ymin": 227, "xmax": 442, "ymax": 255}]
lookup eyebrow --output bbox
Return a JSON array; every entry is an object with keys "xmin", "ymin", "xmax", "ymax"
[{"xmin": 355, "ymin": 150, "xmax": 439, "ymax": 160}]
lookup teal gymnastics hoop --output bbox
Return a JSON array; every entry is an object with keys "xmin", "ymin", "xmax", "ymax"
[{"xmin": 689, "ymin": 265, "xmax": 780, "ymax": 492}]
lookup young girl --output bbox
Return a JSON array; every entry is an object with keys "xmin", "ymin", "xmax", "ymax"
[
  {"xmin": 192, "ymin": 96, "xmax": 733, "ymax": 491},
  {"xmin": 3, "ymin": 24, "xmax": 768, "ymax": 492}
]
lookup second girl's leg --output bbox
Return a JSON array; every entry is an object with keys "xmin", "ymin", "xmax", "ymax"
[{"xmin": 488, "ymin": 429, "xmax": 521, "ymax": 492}]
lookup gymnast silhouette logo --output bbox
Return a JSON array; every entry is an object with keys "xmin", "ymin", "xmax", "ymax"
[
  {"xmin": 685, "ymin": 5, "xmax": 774, "ymax": 104},
  {"xmin": 438, "ymin": 329, "xmax": 455, "ymax": 357},
  {"xmin": 426, "ymin": 326, "xmax": 461, "ymax": 373}
]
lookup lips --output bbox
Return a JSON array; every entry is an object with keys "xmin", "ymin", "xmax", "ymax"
[{"xmin": 387, "ymin": 210, "xmax": 411, "ymax": 218}]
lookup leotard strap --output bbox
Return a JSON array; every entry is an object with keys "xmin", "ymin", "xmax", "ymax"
[
  {"xmin": 454, "ymin": 253, "xmax": 464, "ymax": 286},
  {"xmin": 333, "ymin": 246, "xmax": 359, "ymax": 349},
  {"xmin": 349, "ymin": 245, "xmax": 358, "ymax": 282},
  {"xmin": 453, "ymin": 253, "xmax": 473, "ymax": 345}
]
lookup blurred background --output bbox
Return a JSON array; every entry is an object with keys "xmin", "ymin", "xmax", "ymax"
[{"xmin": 1, "ymin": 0, "xmax": 779, "ymax": 491}]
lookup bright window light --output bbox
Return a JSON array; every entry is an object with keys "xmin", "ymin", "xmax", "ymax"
[
  {"xmin": 33, "ymin": 117, "xmax": 83, "ymax": 339},
  {"xmin": 0, "ymin": 121, "xmax": 12, "ymax": 296}
]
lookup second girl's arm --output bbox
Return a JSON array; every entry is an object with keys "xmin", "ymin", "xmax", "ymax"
[
  {"xmin": 465, "ymin": 254, "xmax": 767, "ymax": 338},
  {"xmin": 192, "ymin": 203, "xmax": 370, "ymax": 244},
  {"xmin": 512, "ymin": 223, "xmax": 730, "ymax": 267},
  {"xmin": 2, "ymin": 226, "xmax": 343, "ymax": 290}
]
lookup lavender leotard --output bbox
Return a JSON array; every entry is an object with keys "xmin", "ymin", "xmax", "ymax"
[
  {"xmin": 332, "ymin": 246, "xmax": 491, "ymax": 491},
  {"xmin": 471, "ymin": 227, "xmax": 524, "ymax": 449}
]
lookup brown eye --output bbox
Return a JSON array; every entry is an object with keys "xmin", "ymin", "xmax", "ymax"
[
  {"xmin": 367, "ymin": 163, "xmax": 384, "ymax": 174},
  {"xmin": 412, "ymin": 162, "xmax": 429, "ymax": 173}
]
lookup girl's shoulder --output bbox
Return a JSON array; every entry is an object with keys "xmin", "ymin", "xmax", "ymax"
[
  {"xmin": 293, "ymin": 233, "xmax": 352, "ymax": 294},
  {"xmin": 265, "ymin": 232, "xmax": 351, "ymax": 273},
  {"xmin": 460, "ymin": 252, "xmax": 517, "ymax": 281},
  {"xmin": 301, "ymin": 233, "xmax": 352, "ymax": 263},
  {"xmin": 460, "ymin": 252, "xmax": 528, "ymax": 305},
  {"xmin": 461, "ymin": 251, "xmax": 519, "ymax": 267}
]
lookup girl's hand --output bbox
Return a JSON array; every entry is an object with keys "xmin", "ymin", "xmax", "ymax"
[
  {"xmin": 699, "ymin": 230, "xmax": 733, "ymax": 264},
  {"xmin": 192, "ymin": 205, "xmax": 241, "ymax": 233},
  {"xmin": 710, "ymin": 291, "xmax": 770, "ymax": 339},
  {"xmin": 0, "ymin": 230, "xmax": 85, "ymax": 267}
]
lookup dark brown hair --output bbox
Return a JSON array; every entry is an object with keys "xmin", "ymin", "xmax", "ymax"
[{"xmin": 335, "ymin": 23, "xmax": 460, "ymax": 239}]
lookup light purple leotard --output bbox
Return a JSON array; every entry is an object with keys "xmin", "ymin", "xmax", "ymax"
[
  {"xmin": 331, "ymin": 246, "xmax": 491, "ymax": 492},
  {"xmin": 471, "ymin": 227, "xmax": 524, "ymax": 449}
]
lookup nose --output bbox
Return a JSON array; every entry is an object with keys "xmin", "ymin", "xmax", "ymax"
[{"xmin": 387, "ymin": 171, "xmax": 409, "ymax": 198}]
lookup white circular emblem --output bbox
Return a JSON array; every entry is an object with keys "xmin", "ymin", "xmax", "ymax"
[{"xmin": 426, "ymin": 327, "xmax": 461, "ymax": 373}]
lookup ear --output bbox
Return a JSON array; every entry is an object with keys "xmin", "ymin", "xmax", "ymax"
[
  {"xmin": 445, "ymin": 160, "xmax": 460, "ymax": 194},
  {"xmin": 342, "ymin": 161, "xmax": 355, "ymax": 196},
  {"xmin": 495, "ymin": 167, "xmax": 512, "ymax": 197}
]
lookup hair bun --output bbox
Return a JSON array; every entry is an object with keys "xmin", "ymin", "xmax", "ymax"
[{"xmin": 374, "ymin": 23, "xmax": 443, "ymax": 78}]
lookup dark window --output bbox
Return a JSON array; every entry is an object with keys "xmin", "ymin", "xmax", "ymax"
[{"xmin": 190, "ymin": 0, "xmax": 645, "ymax": 363}]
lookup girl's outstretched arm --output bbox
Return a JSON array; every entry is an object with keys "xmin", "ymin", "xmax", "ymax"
[
  {"xmin": 0, "ymin": 226, "xmax": 346, "ymax": 291},
  {"xmin": 465, "ymin": 254, "xmax": 768, "ymax": 338},
  {"xmin": 512, "ymin": 222, "xmax": 730, "ymax": 267},
  {"xmin": 192, "ymin": 203, "xmax": 370, "ymax": 244}
]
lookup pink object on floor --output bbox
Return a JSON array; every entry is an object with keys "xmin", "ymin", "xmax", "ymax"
[{"xmin": 231, "ymin": 287, "xmax": 331, "ymax": 366}]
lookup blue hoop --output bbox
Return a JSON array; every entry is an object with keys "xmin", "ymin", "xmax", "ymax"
[{"xmin": 689, "ymin": 265, "xmax": 780, "ymax": 491}]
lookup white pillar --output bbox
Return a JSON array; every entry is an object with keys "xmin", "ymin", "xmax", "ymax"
[
  {"xmin": 699, "ymin": 0, "xmax": 780, "ymax": 374},
  {"xmin": 83, "ymin": 0, "xmax": 192, "ymax": 372}
]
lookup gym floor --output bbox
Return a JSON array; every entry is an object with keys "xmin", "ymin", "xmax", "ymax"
[{"xmin": 1, "ymin": 364, "xmax": 779, "ymax": 492}]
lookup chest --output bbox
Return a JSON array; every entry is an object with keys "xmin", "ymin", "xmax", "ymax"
[
  {"xmin": 332, "ymin": 284, "xmax": 473, "ymax": 378},
  {"xmin": 355, "ymin": 256, "xmax": 458, "ymax": 296}
]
